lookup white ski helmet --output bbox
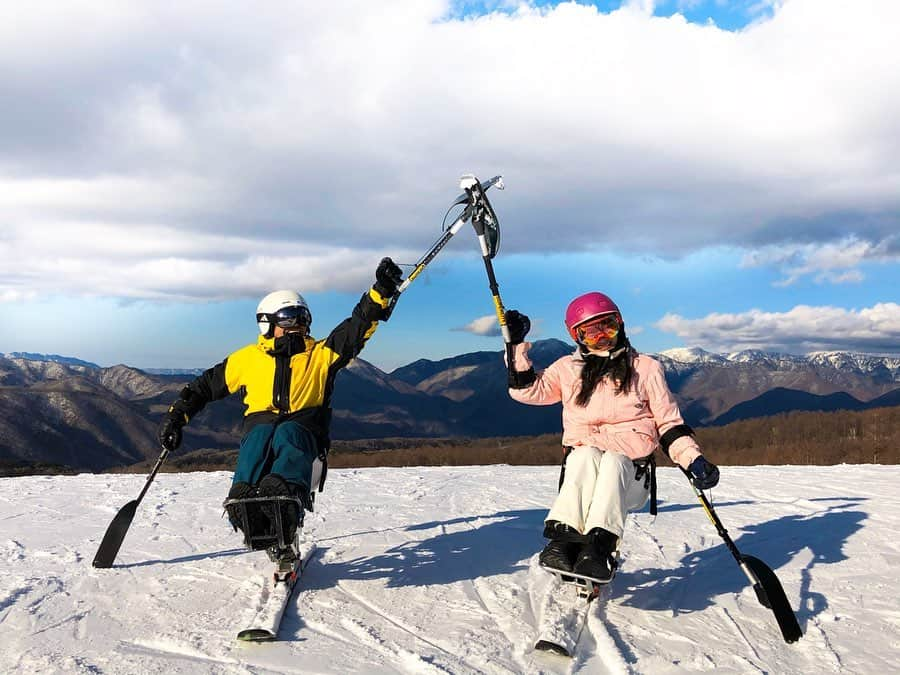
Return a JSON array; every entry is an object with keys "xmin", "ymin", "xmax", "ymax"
[{"xmin": 256, "ymin": 290, "xmax": 311, "ymax": 337}]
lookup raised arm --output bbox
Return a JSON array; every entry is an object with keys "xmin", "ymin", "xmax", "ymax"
[
  {"xmin": 323, "ymin": 258, "xmax": 401, "ymax": 368},
  {"xmin": 506, "ymin": 342, "xmax": 564, "ymax": 405}
]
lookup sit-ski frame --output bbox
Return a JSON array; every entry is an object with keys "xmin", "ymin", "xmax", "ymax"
[
  {"xmin": 222, "ymin": 495, "xmax": 303, "ymax": 562},
  {"xmin": 539, "ymin": 547, "xmax": 620, "ymax": 600},
  {"xmin": 540, "ymin": 565, "xmax": 608, "ymax": 599}
]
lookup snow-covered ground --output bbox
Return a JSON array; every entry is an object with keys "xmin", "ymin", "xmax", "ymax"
[{"xmin": 2, "ymin": 465, "xmax": 899, "ymax": 674}]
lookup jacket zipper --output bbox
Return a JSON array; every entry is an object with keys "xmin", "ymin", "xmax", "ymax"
[{"xmin": 273, "ymin": 353, "xmax": 291, "ymax": 412}]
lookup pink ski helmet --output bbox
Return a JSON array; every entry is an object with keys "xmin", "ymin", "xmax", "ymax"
[{"xmin": 565, "ymin": 292, "xmax": 621, "ymax": 342}]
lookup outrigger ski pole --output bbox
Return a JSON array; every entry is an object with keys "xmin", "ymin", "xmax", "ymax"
[
  {"xmin": 93, "ymin": 445, "xmax": 171, "ymax": 568},
  {"xmin": 391, "ymin": 173, "xmax": 514, "ymax": 366},
  {"xmin": 459, "ymin": 175, "xmax": 514, "ymax": 366},
  {"xmin": 680, "ymin": 466, "xmax": 803, "ymax": 644},
  {"xmin": 384, "ymin": 175, "xmax": 504, "ymax": 319}
]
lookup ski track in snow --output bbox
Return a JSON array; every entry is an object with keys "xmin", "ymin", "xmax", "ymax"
[{"xmin": 1, "ymin": 465, "xmax": 900, "ymax": 674}]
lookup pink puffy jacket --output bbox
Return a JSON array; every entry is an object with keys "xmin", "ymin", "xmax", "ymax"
[{"xmin": 508, "ymin": 343, "xmax": 701, "ymax": 469}]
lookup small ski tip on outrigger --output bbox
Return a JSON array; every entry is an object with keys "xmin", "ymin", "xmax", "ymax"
[{"xmin": 680, "ymin": 466, "xmax": 803, "ymax": 644}]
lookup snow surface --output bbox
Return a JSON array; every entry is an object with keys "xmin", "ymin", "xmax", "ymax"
[{"xmin": 2, "ymin": 465, "xmax": 899, "ymax": 674}]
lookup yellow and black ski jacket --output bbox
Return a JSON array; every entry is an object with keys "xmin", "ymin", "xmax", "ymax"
[{"xmin": 178, "ymin": 287, "xmax": 390, "ymax": 448}]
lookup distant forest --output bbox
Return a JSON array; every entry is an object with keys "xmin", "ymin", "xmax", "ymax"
[
  {"xmin": 327, "ymin": 405, "xmax": 899, "ymax": 469},
  {"xmin": 2, "ymin": 405, "xmax": 896, "ymax": 477}
]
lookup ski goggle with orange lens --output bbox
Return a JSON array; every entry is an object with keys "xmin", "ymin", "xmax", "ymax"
[{"xmin": 575, "ymin": 314, "xmax": 621, "ymax": 349}]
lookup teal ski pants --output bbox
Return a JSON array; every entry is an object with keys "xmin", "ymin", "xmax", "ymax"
[{"xmin": 232, "ymin": 421, "xmax": 318, "ymax": 491}]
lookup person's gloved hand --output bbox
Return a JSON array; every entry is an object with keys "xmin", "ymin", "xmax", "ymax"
[
  {"xmin": 158, "ymin": 411, "xmax": 186, "ymax": 452},
  {"xmin": 374, "ymin": 257, "xmax": 403, "ymax": 297},
  {"xmin": 505, "ymin": 309, "xmax": 531, "ymax": 344},
  {"xmin": 688, "ymin": 456, "xmax": 720, "ymax": 490}
]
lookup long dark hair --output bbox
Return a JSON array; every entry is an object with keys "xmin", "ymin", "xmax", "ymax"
[{"xmin": 575, "ymin": 337, "xmax": 635, "ymax": 406}]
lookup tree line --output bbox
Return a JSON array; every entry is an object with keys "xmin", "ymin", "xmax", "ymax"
[
  {"xmin": 3, "ymin": 405, "xmax": 897, "ymax": 477},
  {"xmin": 326, "ymin": 405, "xmax": 900, "ymax": 469}
]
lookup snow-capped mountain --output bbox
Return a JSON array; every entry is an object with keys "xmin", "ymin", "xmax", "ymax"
[
  {"xmin": 657, "ymin": 347, "xmax": 900, "ymax": 383},
  {"xmin": 652, "ymin": 346, "xmax": 899, "ymax": 426},
  {"xmin": 0, "ymin": 351, "xmax": 100, "ymax": 368},
  {"xmin": 2, "ymin": 342, "xmax": 899, "ymax": 471},
  {"xmin": 724, "ymin": 350, "xmax": 805, "ymax": 367},
  {"xmin": 807, "ymin": 351, "xmax": 900, "ymax": 379},
  {"xmin": 657, "ymin": 347, "xmax": 728, "ymax": 364}
]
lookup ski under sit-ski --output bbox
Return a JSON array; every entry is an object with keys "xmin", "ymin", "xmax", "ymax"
[
  {"xmin": 237, "ymin": 543, "xmax": 317, "ymax": 641},
  {"xmin": 534, "ymin": 555, "xmax": 618, "ymax": 658}
]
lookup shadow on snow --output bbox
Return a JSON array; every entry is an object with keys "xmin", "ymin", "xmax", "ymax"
[
  {"xmin": 301, "ymin": 495, "xmax": 867, "ymax": 633},
  {"xmin": 616, "ymin": 496, "xmax": 868, "ymax": 630},
  {"xmin": 115, "ymin": 493, "xmax": 866, "ymax": 637},
  {"xmin": 115, "ymin": 547, "xmax": 247, "ymax": 568},
  {"xmin": 303, "ymin": 509, "xmax": 548, "ymax": 591}
]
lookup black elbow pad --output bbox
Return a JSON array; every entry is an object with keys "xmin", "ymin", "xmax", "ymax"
[
  {"xmin": 659, "ymin": 424, "xmax": 694, "ymax": 458},
  {"xmin": 508, "ymin": 368, "xmax": 536, "ymax": 389}
]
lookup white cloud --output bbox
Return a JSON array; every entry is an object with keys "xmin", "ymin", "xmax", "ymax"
[
  {"xmin": 2, "ymin": 0, "xmax": 900, "ymax": 300},
  {"xmin": 656, "ymin": 302, "xmax": 900, "ymax": 354},
  {"xmin": 0, "ymin": 289, "xmax": 34, "ymax": 303},
  {"xmin": 624, "ymin": 0, "xmax": 657, "ymax": 14},
  {"xmin": 746, "ymin": 1, "xmax": 782, "ymax": 20},
  {"xmin": 820, "ymin": 270, "xmax": 864, "ymax": 285},
  {"xmin": 741, "ymin": 236, "xmax": 899, "ymax": 286},
  {"xmin": 456, "ymin": 314, "xmax": 549, "ymax": 339},
  {"xmin": 0, "ymin": 220, "xmax": 426, "ymax": 301},
  {"xmin": 456, "ymin": 314, "xmax": 502, "ymax": 336}
]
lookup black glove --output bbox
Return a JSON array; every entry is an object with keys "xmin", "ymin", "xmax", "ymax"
[
  {"xmin": 158, "ymin": 386, "xmax": 203, "ymax": 452},
  {"xmin": 505, "ymin": 309, "xmax": 531, "ymax": 344},
  {"xmin": 158, "ymin": 411, "xmax": 185, "ymax": 452},
  {"xmin": 374, "ymin": 257, "xmax": 403, "ymax": 298},
  {"xmin": 504, "ymin": 310, "xmax": 536, "ymax": 388},
  {"xmin": 688, "ymin": 456, "xmax": 720, "ymax": 490}
]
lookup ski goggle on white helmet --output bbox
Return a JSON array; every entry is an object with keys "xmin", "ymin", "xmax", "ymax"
[{"xmin": 256, "ymin": 290, "xmax": 312, "ymax": 337}]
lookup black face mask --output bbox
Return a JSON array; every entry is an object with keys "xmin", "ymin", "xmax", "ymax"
[{"xmin": 269, "ymin": 332, "xmax": 307, "ymax": 357}]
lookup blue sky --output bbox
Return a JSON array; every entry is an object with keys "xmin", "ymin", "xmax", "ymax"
[
  {"xmin": 1, "ymin": 0, "xmax": 898, "ymax": 372},
  {"xmin": 451, "ymin": 0, "xmax": 780, "ymax": 30}
]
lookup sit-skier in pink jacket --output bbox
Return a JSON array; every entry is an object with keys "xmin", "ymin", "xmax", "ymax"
[{"xmin": 504, "ymin": 292, "xmax": 720, "ymax": 583}]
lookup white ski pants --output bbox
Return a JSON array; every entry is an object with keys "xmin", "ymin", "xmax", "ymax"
[{"xmin": 546, "ymin": 447, "xmax": 650, "ymax": 538}]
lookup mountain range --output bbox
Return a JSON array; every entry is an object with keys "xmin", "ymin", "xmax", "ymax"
[{"xmin": 1, "ymin": 342, "xmax": 898, "ymax": 471}]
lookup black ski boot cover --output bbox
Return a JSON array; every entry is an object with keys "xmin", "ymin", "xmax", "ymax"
[
  {"xmin": 226, "ymin": 482, "xmax": 269, "ymax": 536},
  {"xmin": 539, "ymin": 521, "xmax": 585, "ymax": 573},
  {"xmin": 573, "ymin": 527, "xmax": 618, "ymax": 583},
  {"xmin": 257, "ymin": 474, "xmax": 301, "ymax": 547}
]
